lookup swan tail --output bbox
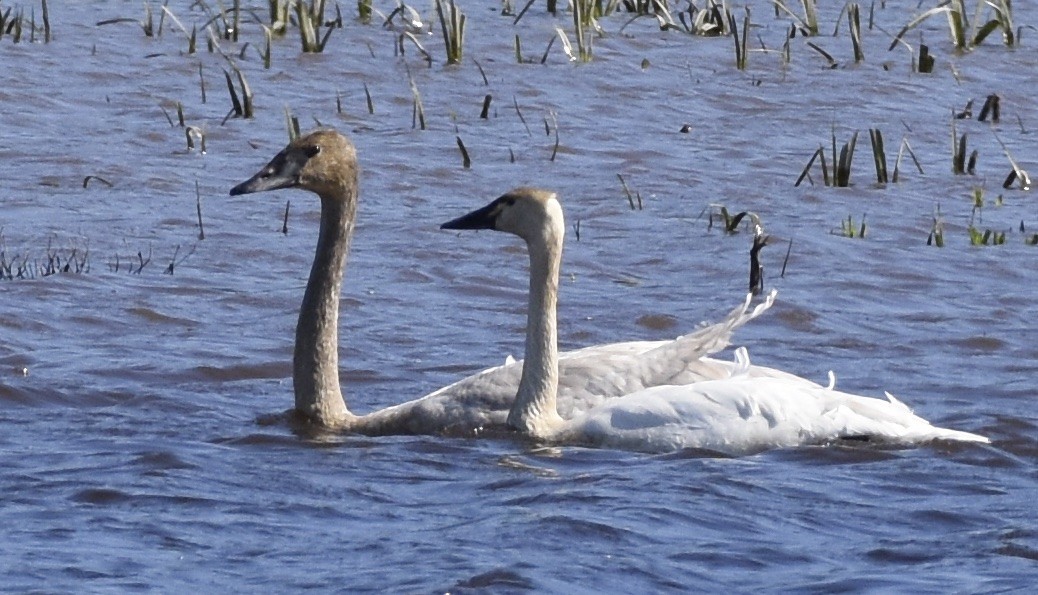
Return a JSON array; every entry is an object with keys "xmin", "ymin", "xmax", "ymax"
[
  {"xmin": 731, "ymin": 346, "xmax": 752, "ymax": 377},
  {"xmin": 633, "ymin": 290, "xmax": 776, "ymax": 386},
  {"xmin": 883, "ymin": 391, "xmax": 912, "ymax": 414},
  {"xmin": 922, "ymin": 426, "xmax": 991, "ymax": 444},
  {"xmin": 880, "ymin": 391, "xmax": 990, "ymax": 444},
  {"xmin": 651, "ymin": 289, "xmax": 777, "ymax": 361}
]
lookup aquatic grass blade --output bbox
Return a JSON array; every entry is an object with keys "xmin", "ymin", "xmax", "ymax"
[
  {"xmin": 223, "ymin": 69, "xmax": 243, "ymax": 116},
  {"xmin": 836, "ymin": 131, "xmax": 858, "ymax": 187},
  {"xmin": 888, "ymin": 4, "xmax": 950, "ymax": 51},
  {"xmin": 869, "ymin": 128, "xmax": 887, "ymax": 184},
  {"xmin": 849, "ymin": 3, "xmax": 864, "ymax": 63}
]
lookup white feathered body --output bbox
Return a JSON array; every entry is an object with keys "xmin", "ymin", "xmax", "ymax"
[
  {"xmin": 556, "ymin": 375, "xmax": 989, "ymax": 454},
  {"xmin": 359, "ymin": 286, "xmax": 987, "ymax": 455}
]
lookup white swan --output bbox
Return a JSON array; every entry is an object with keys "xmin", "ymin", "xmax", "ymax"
[
  {"xmin": 442, "ymin": 188, "xmax": 990, "ymax": 453},
  {"xmin": 228, "ymin": 130, "xmax": 775, "ymax": 435}
]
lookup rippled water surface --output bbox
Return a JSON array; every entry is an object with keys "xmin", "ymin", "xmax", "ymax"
[{"xmin": 2, "ymin": 1, "xmax": 1036, "ymax": 591}]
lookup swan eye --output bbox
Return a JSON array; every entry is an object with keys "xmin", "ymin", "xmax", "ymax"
[
  {"xmin": 260, "ymin": 167, "xmax": 274, "ymax": 178},
  {"xmin": 305, "ymin": 145, "xmax": 321, "ymax": 158}
]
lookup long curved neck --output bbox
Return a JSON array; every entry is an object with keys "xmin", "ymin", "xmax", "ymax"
[
  {"xmin": 507, "ymin": 226, "xmax": 564, "ymax": 436},
  {"xmin": 294, "ymin": 191, "xmax": 356, "ymax": 425}
]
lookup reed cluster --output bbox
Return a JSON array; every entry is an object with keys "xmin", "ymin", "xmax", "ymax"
[
  {"xmin": 1, "ymin": 0, "xmax": 50, "ymax": 42},
  {"xmin": 0, "ymin": 233, "xmax": 89, "ymax": 280}
]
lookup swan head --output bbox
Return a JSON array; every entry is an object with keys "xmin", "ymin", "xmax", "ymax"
[
  {"xmin": 229, "ymin": 129, "xmax": 357, "ymax": 201},
  {"xmin": 440, "ymin": 187, "xmax": 564, "ymax": 245}
]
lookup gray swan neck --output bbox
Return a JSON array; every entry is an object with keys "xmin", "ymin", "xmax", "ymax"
[{"xmin": 294, "ymin": 192, "xmax": 356, "ymax": 425}]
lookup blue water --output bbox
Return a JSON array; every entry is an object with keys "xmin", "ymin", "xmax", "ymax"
[{"xmin": 1, "ymin": 1, "xmax": 1035, "ymax": 591}]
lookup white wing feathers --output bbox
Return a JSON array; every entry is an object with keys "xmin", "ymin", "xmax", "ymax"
[
  {"xmin": 565, "ymin": 377, "xmax": 989, "ymax": 454},
  {"xmin": 414, "ymin": 293, "xmax": 775, "ymax": 420}
]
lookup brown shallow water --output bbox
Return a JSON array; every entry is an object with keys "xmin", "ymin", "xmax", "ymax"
[{"xmin": 1, "ymin": 1, "xmax": 1036, "ymax": 591}]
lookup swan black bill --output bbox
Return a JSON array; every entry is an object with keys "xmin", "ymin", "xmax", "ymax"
[
  {"xmin": 229, "ymin": 168, "xmax": 297, "ymax": 196},
  {"xmin": 230, "ymin": 146, "xmax": 316, "ymax": 196},
  {"xmin": 440, "ymin": 201, "xmax": 500, "ymax": 231}
]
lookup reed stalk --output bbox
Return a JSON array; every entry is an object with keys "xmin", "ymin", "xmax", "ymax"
[
  {"xmin": 222, "ymin": 61, "xmax": 253, "ymax": 120},
  {"xmin": 435, "ymin": 0, "xmax": 465, "ymax": 65},
  {"xmin": 771, "ymin": 0, "xmax": 818, "ymax": 35},
  {"xmin": 455, "ymin": 136, "xmax": 471, "ymax": 168},
  {"xmin": 296, "ymin": 0, "xmax": 333, "ymax": 52},
  {"xmin": 951, "ymin": 119, "xmax": 968, "ymax": 174},
  {"xmin": 848, "ymin": 3, "xmax": 864, "ymax": 63},
  {"xmin": 835, "ymin": 130, "xmax": 858, "ymax": 187},
  {"xmin": 729, "ymin": 7, "xmax": 749, "ymax": 70},
  {"xmin": 869, "ymin": 129, "xmax": 887, "ymax": 184},
  {"xmin": 285, "ymin": 105, "xmax": 300, "ymax": 141},
  {"xmin": 978, "ymin": 94, "xmax": 1000, "ymax": 122},
  {"xmin": 892, "ymin": 137, "xmax": 923, "ymax": 182},
  {"xmin": 408, "ymin": 71, "xmax": 426, "ymax": 130},
  {"xmin": 572, "ymin": 0, "xmax": 595, "ymax": 62},
  {"xmin": 835, "ymin": 214, "xmax": 867, "ymax": 238},
  {"xmin": 927, "ymin": 207, "xmax": 945, "ymax": 247}
]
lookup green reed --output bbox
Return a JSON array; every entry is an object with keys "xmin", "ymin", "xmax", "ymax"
[
  {"xmin": 796, "ymin": 125, "xmax": 916, "ymax": 187},
  {"xmin": 364, "ymin": 83, "xmax": 374, "ymax": 114},
  {"xmin": 892, "ymin": 136, "xmax": 924, "ymax": 182},
  {"xmin": 729, "ymin": 7, "xmax": 749, "ymax": 70},
  {"xmin": 968, "ymin": 227, "xmax": 1006, "ymax": 246},
  {"xmin": 891, "ymin": 0, "xmax": 1019, "ymax": 52},
  {"xmin": 222, "ymin": 62, "xmax": 253, "ymax": 120},
  {"xmin": 571, "ymin": 0, "xmax": 597, "ymax": 62},
  {"xmin": 285, "ymin": 106, "xmax": 300, "ymax": 141},
  {"xmin": 398, "ymin": 30, "xmax": 432, "ymax": 66},
  {"xmin": 436, "ymin": 0, "xmax": 466, "ymax": 65},
  {"xmin": 995, "ymin": 133, "xmax": 1031, "ymax": 190},
  {"xmin": 834, "ymin": 214, "xmax": 867, "ymax": 239},
  {"xmin": 41, "ymin": 0, "xmax": 48, "ymax": 42},
  {"xmin": 617, "ymin": 174, "xmax": 643, "ymax": 210},
  {"xmin": 772, "ymin": 0, "xmax": 819, "ymax": 36},
  {"xmin": 296, "ymin": 0, "xmax": 334, "ymax": 52},
  {"xmin": 455, "ymin": 136, "xmax": 471, "ymax": 168},
  {"xmin": 195, "ymin": 182, "xmax": 205, "ymax": 241},
  {"xmin": 267, "ymin": 0, "xmax": 289, "ymax": 35},
  {"xmin": 358, "ymin": 0, "xmax": 372, "ymax": 23},
  {"xmin": 704, "ymin": 205, "xmax": 753, "ymax": 234},
  {"xmin": 833, "ymin": 128, "xmax": 858, "ymax": 186},
  {"xmin": 926, "ymin": 206, "xmax": 945, "ymax": 247},
  {"xmin": 847, "ymin": 3, "xmax": 864, "ymax": 63},
  {"xmin": 868, "ymin": 129, "xmax": 887, "ymax": 184},
  {"xmin": 409, "ymin": 70, "xmax": 426, "ymax": 130},
  {"xmin": 950, "ymin": 118, "xmax": 975, "ymax": 175}
]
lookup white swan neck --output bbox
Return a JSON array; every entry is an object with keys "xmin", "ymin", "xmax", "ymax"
[
  {"xmin": 294, "ymin": 193, "xmax": 355, "ymax": 425},
  {"xmin": 507, "ymin": 217, "xmax": 565, "ymax": 436}
]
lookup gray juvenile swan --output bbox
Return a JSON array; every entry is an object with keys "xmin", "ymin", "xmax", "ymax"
[
  {"xmin": 229, "ymin": 129, "xmax": 777, "ymax": 436},
  {"xmin": 442, "ymin": 188, "xmax": 990, "ymax": 453}
]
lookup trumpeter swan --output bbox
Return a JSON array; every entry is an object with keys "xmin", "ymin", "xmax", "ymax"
[
  {"xmin": 228, "ymin": 130, "xmax": 776, "ymax": 436},
  {"xmin": 442, "ymin": 188, "xmax": 989, "ymax": 453}
]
